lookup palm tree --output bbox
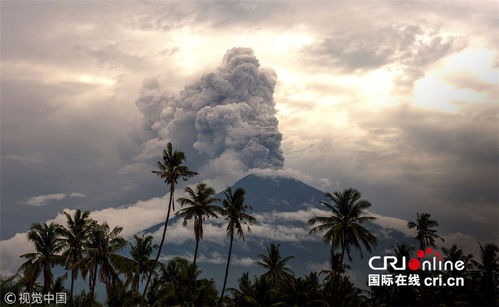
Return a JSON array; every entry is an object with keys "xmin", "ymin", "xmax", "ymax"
[
  {"xmin": 218, "ymin": 187, "xmax": 256, "ymax": 306},
  {"xmin": 323, "ymin": 275, "xmax": 366, "ymax": 306},
  {"xmin": 18, "ymin": 222, "xmax": 65, "ymax": 293},
  {"xmin": 319, "ymin": 252, "xmax": 350, "ymax": 283},
  {"xmin": 229, "ymin": 273, "xmax": 281, "ymax": 306},
  {"xmin": 474, "ymin": 243, "xmax": 499, "ymax": 304},
  {"xmin": 407, "ymin": 212, "xmax": 444, "ymax": 250},
  {"xmin": 128, "ymin": 234, "xmax": 158, "ymax": 292},
  {"xmin": 442, "ymin": 244, "xmax": 473, "ymax": 267},
  {"xmin": 281, "ymin": 272, "xmax": 325, "ymax": 306},
  {"xmin": 143, "ymin": 142, "xmax": 198, "ymax": 297},
  {"xmin": 308, "ymin": 188, "xmax": 377, "ymax": 277},
  {"xmin": 146, "ymin": 257, "xmax": 217, "ymax": 306},
  {"xmin": 59, "ymin": 209, "xmax": 93, "ymax": 300},
  {"xmin": 79, "ymin": 222, "xmax": 127, "ymax": 303},
  {"xmin": 257, "ymin": 243, "xmax": 295, "ymax": 285},
  {"xmin": 176, "ymin": 183, "xmax": 221, "ymax": 267},
  {"xmin": 228, "ymin": 272, "xmax": 253, "ymax": 305}
]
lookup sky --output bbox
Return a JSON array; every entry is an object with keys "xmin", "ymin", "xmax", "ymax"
[{"xmin": 1, "ymin": 1, "xmax": 498, "ymax": 276}]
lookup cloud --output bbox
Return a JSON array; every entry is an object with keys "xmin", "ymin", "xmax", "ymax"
[
  {"xmin": 1, "ymin": 191, "xmax": 491, "ymax": 277},
  {"xmin": 147, "ymin": 208, "xmax": 316, "ymax": 246},
  {"xmin": 1, "ymin": 194, "xmax": 171, "ymax": 275},
  {"xmin": 304, "ymin": 23, "xmax": 466, "ymax": 88},
  {"xmin": 26, "ymin": 193, "xmax": 66, "ymax": 206},
  {"xmin": 370, "ymin": 212, "xmax": 414, "ymax": 237},
  {"xmin": 0, "ymin": 233, "xmax": 32, "ymax": 276},
  {"xmin": 69, "ymin": 192, "xmax": 86, "ymax": 198},
  {"xmin": 160, "ymin": 251, "xmax": 255, "ymax": 267},
  {"xmin": 446, "ymin": 73, "xmax": 498, "ymax": 99},
  {"xmin": 25, "ymin": 192, "xmax": 86, "ymax": 206}
]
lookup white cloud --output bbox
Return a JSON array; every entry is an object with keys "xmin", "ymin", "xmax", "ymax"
[
  {"xmin": 0, "ymin": 233, "xmax": 31, "ymax": 276},
  {"xmin": 160, "ymin": 251, "xmax": 255, "ymax": 267},
  {"xmin": 1, "ymin": 194, "xmax": 171, "ymax": 276},
  {"xmin": 25, "ymin": 192, "xmax": 86, "ymax": 206},
  {"xmin": 369, "ymin": 212, "xmax": 414, "ymax": 237},
  {"xmin": 2, "ymin": 191, "xmax": 490, "ymax": 277},
  {"xmin": 26, "ymin": 193, "xmax": 66, "ymax": 206},
  {"xmin": 69, "ymin": 192, "xmax": 86, "ymax": 198}
]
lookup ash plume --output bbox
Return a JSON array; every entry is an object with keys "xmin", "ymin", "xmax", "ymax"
[{"xmin": 135, "ymin": 47, "xmax": 284, "ymax": 173}]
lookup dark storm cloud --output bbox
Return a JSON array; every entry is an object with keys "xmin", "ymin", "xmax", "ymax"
[
  {"xmin": 284, "ymin": 101, "xmax": 498, "ymax": 239},
  {"xmin": 134, "ymin": 47, "xmax": 284, "ymax": 171},
  {"xmin": 0, "ymin": 76, "xmax": 161, "ymax": 239},
  {"xmin": 379, "ymin": 105, "xmax": 498, "ymax": 209}
]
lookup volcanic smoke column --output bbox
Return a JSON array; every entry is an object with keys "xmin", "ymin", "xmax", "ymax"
[{"xmin": 136, "ymin": 47, "xmax": 285, "ymax": 171}]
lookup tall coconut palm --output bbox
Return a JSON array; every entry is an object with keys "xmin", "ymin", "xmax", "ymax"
[
  {"xmin": 218, "ymin": 187, "xmax": 256, "ymax": 306},
  {"xmin": 59, "ymin": 209, "xmax": 93, "ymax": 300},
  {"xmin": 407, "ymin": 212, "xmax": 444, "ymax": 250},
  {"xmin": 128, "ymin": 234, "xmax": 158, "ymax": 292},
  {"xmin": 80, "ymin": 222, "xmax": 127, "ymax": 303},
  {"xmin": 19, "ymin": 222, "xmax": 65, "ymax": 293},
  {"xmin": 257, "ymin": 243, "xmax": 294, "ymax": 285},
  {"xmin": 176, "ymin": 183, "xmax": 221, "ymax": 267},
  {"xmin": 143, "ymin": 142, "xmax": 198, "ymax": 297},
  {"xmin": 308, "ymin": 188, "xmax": 377, "ymax": 278}
]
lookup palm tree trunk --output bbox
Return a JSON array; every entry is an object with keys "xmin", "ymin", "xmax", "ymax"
[
  {"xmin": 193, "ymin": 238, "xmax": 200, "ymax": 267},
  {"xmin": 218, "ymin": 234, "xmax": 234, "ymax": 307},
  {"xmin": 337, "ymin": 236, "xmax": 346, "ymax": 283},
  {"xmin": 90, "ymin": 263, "xmax": 98, "ymax": 304},
  {"xmin": 70, "ymin": 270, "xmax": 75, "ymax": 300},
  {"xmin": 142, "ymin": 183, "xmax": 175, "ymax": 298},
  {"xmin": 135, "ymin": 269, "xmax": 140, "ymax": 292},
  {"xmin": 88, "ymin": 271, "xmax": 92, "ymax": 291},
  {"xmin": 43, "ymin": 267, "xmax": 51, "ymax": 294},
  {"xmin": 330, "ymin": 244, "xmax": 335, "ymax": 272},
  {"xmin": 339, "ymin": 244, "xmax": 346, "ymax": 269}
]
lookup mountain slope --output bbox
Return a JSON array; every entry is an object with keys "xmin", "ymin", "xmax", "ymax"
[{"xmin": 141, "ymin": 173, "xmax": 415, "ymax": 290}]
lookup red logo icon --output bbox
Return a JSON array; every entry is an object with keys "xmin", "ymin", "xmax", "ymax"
[{"xmin": 408, "ymin": 248, "xmax": 442, "ymax": 270}]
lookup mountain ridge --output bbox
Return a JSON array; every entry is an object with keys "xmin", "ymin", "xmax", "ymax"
[{"xmin": 141, "ymin": 173, "xmax": 415, "ymax": 290}]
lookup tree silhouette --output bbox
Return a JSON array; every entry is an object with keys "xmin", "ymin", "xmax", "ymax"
[
  {"xmin": 176, "ymin": 183, "xmax": 221, "ymax": 267},
  {"xmin": 59, "ymin": 209, "xmax": 93, "ymax": 300},
  {"xmin": 257, "ymin": 243, "xmax": 294, "ymax": 285},
  {"xmin": 19, "ymin": 222, "xmax": 65, "ymax": 293},
  {"xmin": 143, "ymin": 142, "xmax": 198, "ymax": 297},
  {"xmin": 128, "ymin": 234, "xmax": 158, "ymax": 292},
  {"xmin": 474, "ymin": 243, "xmax": 499, "ymax": 305},
  {"xmin": 218, "ymin": 187, "xmax": 256, "ymax": 306},
  {"xmin": 309, "ymin": 188, "xmax": 377, "ymax": 279},
  {"xmin": 407, "ymin": 212, "xmax": 444, "ymax": 250},
  {"xmin": 77, "ymin": 222, "xmax": 127, "ymax": 303}
]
